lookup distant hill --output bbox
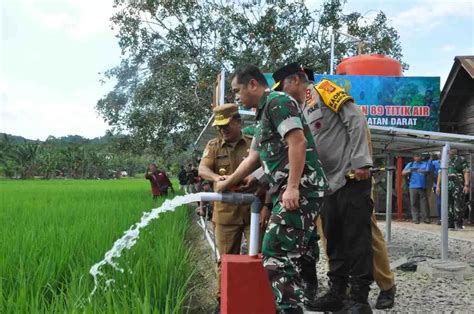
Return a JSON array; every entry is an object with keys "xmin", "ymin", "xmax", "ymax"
[
  {"xmin": 0, "ymin": 133, "xmax": 39, "ymax": 144},
  {"xmin": 0, "ymin": 133, "xmax": 113, "ymax": 145}
]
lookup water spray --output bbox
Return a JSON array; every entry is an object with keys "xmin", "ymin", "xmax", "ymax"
[{"xmin": 89, "ymin": 192, "xmax": 260, "ymax": 300}]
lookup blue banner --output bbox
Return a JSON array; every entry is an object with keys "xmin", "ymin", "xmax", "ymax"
[
  {"xmin": 313, "ymin": 75, "xmax": 440, "ymax": 131},
  {"xmin": 263, "ymin": 74, "xmax": 440, "ymax": 132}
]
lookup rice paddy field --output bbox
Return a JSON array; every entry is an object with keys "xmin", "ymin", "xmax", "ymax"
[{"xmin": 0, "ymin": 179, "xmax": 195, "ymax": 313}]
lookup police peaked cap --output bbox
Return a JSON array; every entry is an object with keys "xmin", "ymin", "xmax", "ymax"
[{"xmin": 272, "ymin": 63, "xmax": 314, "ymax": 91}]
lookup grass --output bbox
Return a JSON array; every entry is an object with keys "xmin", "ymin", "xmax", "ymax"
[{"xmin": 0, "ymin": 179, "xmax": 194, "ymax": 313}]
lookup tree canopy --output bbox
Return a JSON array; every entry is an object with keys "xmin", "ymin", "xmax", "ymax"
[{"xmin": 97, "ymin": 0, "xmax": 407, "ymax": 157}]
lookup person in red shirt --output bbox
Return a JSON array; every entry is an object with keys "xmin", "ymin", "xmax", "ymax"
[{"xmin": 145, "ymin": 163, "xmax": 174, "ymax": 199}]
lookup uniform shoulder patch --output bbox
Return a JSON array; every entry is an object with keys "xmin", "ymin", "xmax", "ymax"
[
  {"xmin": 202, "ymin": 147, "xmax": 210, "ymax": 159},
  {"xmin": 202, "ymin": 138, "xmax": 220, "ymax": 159},
  {"xmin": 315, "ymin": 79, "xmax": 353, "ymax": 113},
  {"xmin": 305, "ymin": 83, "xmax": 319, "ymax": 108}
]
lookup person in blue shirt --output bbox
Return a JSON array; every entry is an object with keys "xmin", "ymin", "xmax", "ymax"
[{"xmin": 402, "ymin": 153, "xmax": 431, "ymax": 224}]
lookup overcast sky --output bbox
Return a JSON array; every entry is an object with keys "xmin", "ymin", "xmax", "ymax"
[{"xmin": 1, "ymin": 0, "xmax": 473, "ymax": 140}]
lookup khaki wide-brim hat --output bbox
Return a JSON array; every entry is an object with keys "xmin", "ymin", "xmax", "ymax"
[{"xmin": 212, "ymin": 103, "xmax": 239, "ymax": 126}]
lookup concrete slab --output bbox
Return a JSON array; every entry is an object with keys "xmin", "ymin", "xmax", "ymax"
[
  {"xmin": 390, "ymin": 257, "xmax": 408, "ymax": 270},
  {"xmin": 417, "ymin": 259, "xmax": 473, "ymax": 281},
  {"xmin": 378, "ymin": 221, "xmax": 474, "ymax": 243},
  {"xmin": 386, "ymin": 243, "xmax": 413, "ymax": 256}
]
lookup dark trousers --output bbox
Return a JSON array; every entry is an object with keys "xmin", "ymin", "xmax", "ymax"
[
  {"xmin": 321, "ymin": 179, "xmax": 374, "ymax": 288},
  {"xmin": 409, "ymin": 188, "xmax": 429, "ymax": 223}
]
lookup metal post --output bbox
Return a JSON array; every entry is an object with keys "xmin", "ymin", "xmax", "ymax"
[
  {"xmin": 396, "ymin": 157, "xmax": 404, "ymax": 220},
  {"xmin": 198, "ymin": 216, "xmax": 220, "ymax": 262},
  {"xmin": 386, "ymin": 154, "xmax": 394, "ymax": 243},
  {"xmin": 330, "ymin": 31, "xmax": 335, "ymax": 75},
  {"xmin": 440, "ymin": 144, "xmax": 450, "ymax": 260},
  {"xmin": 470, "ymin": 154, "xmax": 473, "ymax": 224},
  {"xmin": 219, "ymin": 69, "xmax": 225, "ymax": 106}
]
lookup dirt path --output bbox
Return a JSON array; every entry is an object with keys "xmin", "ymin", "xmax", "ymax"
[{"xmin": 184, "ymin": 208, "xmax": 219, "ymax": 313}]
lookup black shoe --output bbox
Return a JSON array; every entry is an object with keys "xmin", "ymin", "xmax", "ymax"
[
  {"xmin": 334, "ymin": 300, "xmax": 372, "ymax": 314},
  {"xmin": 448, "ymin": 220, "xmax": 455, "ymax": 229},
  {"xmin": 375, "ymin": 285, "xmax": 396, "ymax": 309},
  {"xmin": 423, "ymin": 220, "xmax": 431, "ymax": 224},
  {"xmin": 278, "ymin": 307, "xmax": 303, "ymax": 314},
  {"xmin": 302, "ymin": 280, "xmax": 318, "ymax": 302},
  {"xmin": 305, "ymin": 289, "xmax": 345, "ymax": 312}
]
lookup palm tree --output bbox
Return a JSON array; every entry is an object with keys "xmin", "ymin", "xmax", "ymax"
[
  {"xmin": 9, "ymin": 143, "xmax": 40, "ymax": 178},
  {"xmin": 39, "ymin": 151, "xmax": 59, "ymax": 179}
]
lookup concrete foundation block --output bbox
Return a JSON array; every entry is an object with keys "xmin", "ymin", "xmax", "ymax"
[{"xmin": 417, "ymin": 259, "xmax": 473, "ymax": 281}]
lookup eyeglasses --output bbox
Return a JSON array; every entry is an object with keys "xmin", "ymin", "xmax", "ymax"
[{"xmin": 216, "ymin": 124, "xmax": 231, "ymax": 130}]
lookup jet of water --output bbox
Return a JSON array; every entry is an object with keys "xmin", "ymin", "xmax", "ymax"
[{"xmin": 89, "ymin": 193, "xmax": 202, "ymax": 299}]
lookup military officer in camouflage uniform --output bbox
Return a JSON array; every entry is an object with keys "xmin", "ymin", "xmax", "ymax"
[
  {"xmin": 436, "ymin": 148, "xmax": 470, "ymax": 229},
  {"xmin": 272, "ymin": 63, "xmax": 382, "ymax": 313},
  {"xmin": 215, "ymin": 65, "xmax": 327, "ymax": 314}
]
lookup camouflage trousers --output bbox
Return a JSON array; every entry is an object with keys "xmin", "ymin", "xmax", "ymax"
[
  {"xmin": 262, "ymin": 197, "xmax": 323, "ymax": 311},
  {"xmin": 448, "ymin": 184, "xmax": 465, "ymax": 225}
]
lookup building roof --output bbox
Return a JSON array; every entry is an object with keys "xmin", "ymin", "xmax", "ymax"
[
  {"xmin": 440, "ymin": 56, "xmax": 474, "ymax": 132},
  {"xmin": 195, "ymin": 110, "xmax": 474, "ymax": 156}
]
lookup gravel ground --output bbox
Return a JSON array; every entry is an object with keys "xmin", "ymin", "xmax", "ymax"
[{"xmin": 311, "ymin": 221, "xmax": 474, "ymax": 313}]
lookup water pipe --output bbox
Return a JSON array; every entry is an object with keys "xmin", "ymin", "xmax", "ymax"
[{"xmin": 199, "ymin": 192, "xmax": 261, "ymax": 257}]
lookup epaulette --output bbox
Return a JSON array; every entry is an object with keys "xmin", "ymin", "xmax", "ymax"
[
  {"xmin": 243, "ymin": 134, "xmax": 253, "ymax": 140},
  {"xmin": 315, "ymin": 79, "xmax": 354, "ymax": 113},
  {"xmin": 207, "ymin": 138, "xmax": 221, "ymax": 146}
]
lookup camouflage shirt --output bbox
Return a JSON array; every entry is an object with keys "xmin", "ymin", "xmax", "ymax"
[
  {"xmin": 251, "ymin": 90, "xmax": 328, "ymax": 201},
  {"xmin": 447, "ymin": 154, "xmax": 469, "ymax": 187}
]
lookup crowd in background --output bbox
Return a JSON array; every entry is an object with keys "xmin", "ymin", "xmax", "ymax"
[{"xmin": 402, "ymin": 149, "xmax": 471, "ymax": 229}]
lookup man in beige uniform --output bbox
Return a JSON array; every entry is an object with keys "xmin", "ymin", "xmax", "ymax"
[{"xmin": 198, "ymin": 103, "xmax": 253, "ymax": 313}]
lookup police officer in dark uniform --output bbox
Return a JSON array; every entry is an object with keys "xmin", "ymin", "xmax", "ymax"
[{"xmin": 272, "ymin": 64, "xmax": 379, "ymax": 313}]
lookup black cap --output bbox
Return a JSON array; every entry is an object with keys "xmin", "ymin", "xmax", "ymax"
[{"xmin": 272, "ymin": 63, "xmax": 314, "ymax": 91}]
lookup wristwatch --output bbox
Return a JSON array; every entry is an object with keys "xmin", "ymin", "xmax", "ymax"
[{"xmin": 264, "ymin": 202, "xmax": 273, "ymax": 210}]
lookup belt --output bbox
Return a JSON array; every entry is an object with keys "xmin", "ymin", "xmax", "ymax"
[{"xmin": 345, "ymin": 166, "xmax": 395, "ymax": 180}]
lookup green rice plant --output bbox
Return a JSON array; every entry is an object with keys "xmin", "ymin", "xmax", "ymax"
[{"xmin": 0, "ymin": 179, "xmax": 195, "ymax": 313}]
